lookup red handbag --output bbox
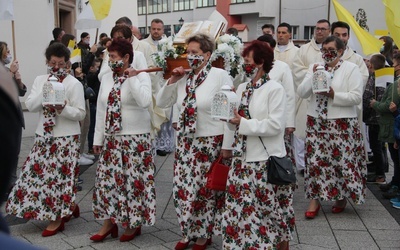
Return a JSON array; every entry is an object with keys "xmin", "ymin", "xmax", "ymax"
[{"xmin": 206, "ymin": 155, "xmax": 230, "ymax": 191}]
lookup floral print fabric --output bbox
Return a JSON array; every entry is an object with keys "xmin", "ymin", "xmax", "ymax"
[
  {"xmin": 179, "ymin": 62, "xmax": 212, "ymax": 136},
  {"xmin": 6, "ymin": 135, "xmax": 80, "ymax": 221},
  {"xmin": 222, "ymin": 158, "xmax": 295, "ymax": 249},
  {"xmin": 105, "ymin": 75, "xmax": 127, "ymax": 134},
  {"xmin": 305, "ymin": 116, "xmax": 367, "ymax": 204},
  {"xmin": 92, "ymin": 134, "xmax": 156, "ymax": 228},
  {"xmin": 174, "ymin": 134, "xmax": 226, "ymax": 241}
]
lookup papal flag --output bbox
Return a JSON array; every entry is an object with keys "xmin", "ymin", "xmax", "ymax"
[
  {"xmin": 382, "ymin": 0, "xmax": 400, "ymax": 49},
  {"xmin": 375, "ymin": 67, "xmax": 394, "ymax": 88},
  {"xmin": 70, "ymin": 49, "xmax": 81, "ymax": 64},
  {"xmin": 332, "ymin": 0, "xmax": 382, "ymax": 57},
  {"xmin": 67, "ymin": 40, "xmax": 75, "ymax": 54},
  {"xmin": 0, "ymin": 0, "xmax": 14, "ymax": 20},
  {"xmin": 75, "ymin": 0, "xmax": 111, "ymax": 29}
]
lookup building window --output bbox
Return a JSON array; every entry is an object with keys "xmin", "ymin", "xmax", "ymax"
[
  {"xmin": 164, "ymin": 25, "xmax": 172, "ymax": 37},
  {"xmin": 139, "ymin": 27, "xmax": 147, "ymax": 38},
  {"xmin": 174, "ymin": 0, "xmax": 193, "ymax": 11},
  {"xmin": 138, "ymin": 0, "xmax": 169, "ymax": 15},
  {"xmin": 291, "ymin": 26, "xmax": 299, "ymax": 40},
  {"xmin": 197, "ymin": 0, "xmax": 215, "ymax": 7},
  {"xmin": 231, "ymin": 0, "xmax": 255, "ymax": 3},
  {"xmin": 304, "ymin": 26, "xmax": 315, "ymax": 40}
]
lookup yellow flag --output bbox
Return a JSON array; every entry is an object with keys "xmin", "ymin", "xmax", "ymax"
[
  {"xmin": 375, "ymin": 67, "xmax": 394, "ymax": 88},
  {"xmin": 382, "ymin": 0, "xmax": 400, "ymax": 48},
  {"xmin": 70, "ymin": 49, "xmax": 81, "ymax": 64},
  {"xmin": 89, "ymin": 0, "xmax": 111, "ymax": 20},
  {"xmin": 75, "ymin": 0, "xmax": 111, "ymax": 29},
  {"xmin": 332, "ymin": 0, "xmax": 382, "ymax": 56},
  {"xmin": 67, "ymin": 40, "xmax": 75, "ymax": 53}
]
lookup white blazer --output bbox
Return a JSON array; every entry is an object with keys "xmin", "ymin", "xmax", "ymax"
[
  {"xmin": 233, "ymin": 79, "xmax": 287, "ymax": 162},
  {"xmin": 26, "ymin": 74, "xmax": 85, "ymax": 137},
  {"xmin": 94, "ymin": 71, "xmax": 152, "ymax": 146},
  {"xmin": 156, "ymin": 67, "xmax": 234, "ymax": 149},
  {"xmin": 297, "ymin": 60, "xmax": 363, "ymax": 119}
]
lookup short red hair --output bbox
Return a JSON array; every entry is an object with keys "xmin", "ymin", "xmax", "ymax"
[{"xmin": 242, "ymin": 40, "xmax": 274, "ymax": 73}]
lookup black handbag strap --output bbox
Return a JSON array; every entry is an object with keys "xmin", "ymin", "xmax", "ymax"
[{"xmin": 258, "ymin": 136, "xmax": 270, "ymax": 158}]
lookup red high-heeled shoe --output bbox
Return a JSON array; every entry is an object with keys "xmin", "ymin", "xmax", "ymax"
[
  {"xmin": 175, "ymin": 238, "xmax": 197, "ymax": 250},
  {"xmin": 305, "ymin": 204, "xmax": 321, "ymax": 219},
  {"xmin": 332, "ymin": 199, "xmax": 347, "ymax": 214},
  {"xmin": 90, "ymin": 224, "xmax": 118, "ymax": 242},
  {"xmin": 63, "ymin": 204, "xmax": 80, "ymax": 222},
  {"xmin": 120, "ymin": 226, "xmax": 141, "ymax": 242},
  {"xmin": 42, "ymin": 220, "xmax": 65, "ymax": 237},
  {"xmin": 192, "ymin": 238, "xmax": 212, "ymax": 250}
]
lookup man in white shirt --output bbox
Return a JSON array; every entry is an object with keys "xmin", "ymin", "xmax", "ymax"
[
  {"xmin": 142, "ymin": 18, "xmax": 174, "ymax": 156},
  {"xmin": 143, "ymin": 18, "xmax": 167, "ymax": 52},
  {"xmin": 292, "ymin": 19, "xmax": 331, "ymax": 173},
  {"xmin": 331, "ymin": 21, "xmax": 369, "ymax": 160},
  {"xmin": 331, "ymin": 21, "xmax": 369, "ymax": 85},
  {"xmin": 274, "ymin": 22, "xmax": 299, "ymax": 71}
]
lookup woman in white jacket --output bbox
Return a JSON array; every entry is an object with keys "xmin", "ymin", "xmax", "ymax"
[
  {"xmin": 6, "ymin": 43, "xmax": 85, "ymax": 237},
  {"xmin": 90, "ymin": 39, "xmax": 155, "ymax": 242},
  {"xmin": 297, "ymin": 36, "xmax": 366, "ymax": 219},
  {"xmin": 156, "ymin": 33, "xmax": 234, "ymax": 250},
  {"xmin": 225, "ymin": 40, "xmax": 294, "ymax": 250}
]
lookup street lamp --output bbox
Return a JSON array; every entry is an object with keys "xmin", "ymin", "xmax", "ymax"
[{"xmin": 179, "ymin": 17, "xmax": 184, "ymax": 27}]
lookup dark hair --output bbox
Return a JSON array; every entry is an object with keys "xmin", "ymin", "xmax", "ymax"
[
  {"xmin": 370, "ymin": 54, "xmax": 386, "ymax": 70},
  {"xmin": 108, "ymin": 38, "xmax": 133, "ymax": 64},
  {"xmin": 317, "ymin": 19, "xmax": 330, "ymax": 27},
  {"xmin": 226, "ymin": 27, "xmax": 239, "ymax": 36},
  {"xmin": 0, "ymin": 41, "xmax": 8, "ymax": 61},
  {"xmin": 91, "ymin": 58, "xmax": 101, "ymax": 67},
  {"xmin": 186, "ymin": 33, "xmax": 215, "ymax": 53},
  {"xmin": 95, "ymin": 46, "xmax": 105, "ymax": 58},
  {"xmin": 322, "ymin": 35, "xmax": 346, "ymax": 51},
  {"xmin": 242, "ymin": 40, "xmax": 274, "ymax": 74},
  {"xmin": 151, "ymin": 18, "xmax": 164, "ymax": 26},
  {"xmin": 80, "ymin": 32, "xmax": 89, "ymax": 39},
  {"xmin": 380, "ymin": 36, "xmax": 394, "ymax": 62},
  {"xmin": 52, "ymin": 28, "xmax": 64, "ymax": 40},
  {"xmin": 277, "ymin": 22, "xmax": 292, "ymax": 33},
  {"xmin": 331, "ymin": 21, "xmax": 350, "ymax": 34},
  {"xmin": 262, "ymin": 24, "xmax": 275, "ymax": 31},
  {"xmin": 257, "ymin": 34, "xmax": 276, "ymax": 48},
  {"xmin": 60, "ymin": 34, "xmax": 75, "ymax": 47},
  {"xmin": 99, "ymin": 33, "xmax": 108, "ymax": 39},
  {"xmin": 100, "ymin": 37, "xmax": 112, "ymax": 47},
  {"xmin": 45, "ymin": 42, "xmax": 70, "ymax": 62},
  {"xmin": 115, "ymin": 16, "xmax": 133, "ymax": 27},
  {"xmin": 110, "ymin": 25, "xmax": 132, "ymax": 39}
]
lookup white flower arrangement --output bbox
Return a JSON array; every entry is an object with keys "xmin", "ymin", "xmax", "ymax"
[
  {"xmin": 210, "ymin": 34, "xmax": 244, "ymax": 78},
  {"xmin": 151, "ymin": 36, "xmax": 185, "ymax": 70}
]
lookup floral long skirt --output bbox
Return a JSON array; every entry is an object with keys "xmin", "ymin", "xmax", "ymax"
[
  {"xmin": 6, "ymin": 134, "xmax": 80, "ymax": 221},
  {"xmin": 92, "ymin": 134, "xmax": 156, "ymax": 228},
  {"xmin": 222, "ymin": 158, "xmax": 295, "ymax": 249},
  {"xmin": 174, "ymin": 134, "xmax": 226, "ymax": 241},
  {"xmin": 304, "ymin": 116, "xmax": 367, "ymax": 204}
]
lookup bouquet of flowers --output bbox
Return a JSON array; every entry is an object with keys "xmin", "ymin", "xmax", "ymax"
[
  {"xmin": 210, "ymin": 34, "xmax": 244, "ymax": 78},
  {"xmin": 151, "ymin": 36, "xmax": 185, "ymax": 70}
]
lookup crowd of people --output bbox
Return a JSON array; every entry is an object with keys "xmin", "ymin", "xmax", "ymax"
[{"xmin": 1, "ymin": 14, "xmax": 400, "ymax": 250}]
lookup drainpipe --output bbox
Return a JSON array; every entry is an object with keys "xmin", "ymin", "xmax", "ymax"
[{"xmin": 279, "ymin": 0, "xmax": 282, "ymax": 24}]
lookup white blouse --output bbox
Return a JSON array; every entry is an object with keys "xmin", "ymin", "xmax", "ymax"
[{"xmin": 25, "ymin": 74, "xmax": 85, "ymax": 137}]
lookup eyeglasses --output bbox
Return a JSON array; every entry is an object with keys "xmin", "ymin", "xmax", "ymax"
[
  {"xmin": 320, "ymin": 48, "xmax": 337, "ymax": 54},
  {"xmin": 48, "ymin": 61, "xmax": 66, "ymax": 67},
  {"xmin": 316, "ymin": 27, "xmax": 329, "ymax": 32}
]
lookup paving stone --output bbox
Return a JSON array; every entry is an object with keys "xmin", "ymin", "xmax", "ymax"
[
  {"xmin": 333, "ymin": 230, "xmax": 379, "ymax": 249},
  {"xmin": 152, "ymin": 229, "xmax": 181, "ymax": 242}
]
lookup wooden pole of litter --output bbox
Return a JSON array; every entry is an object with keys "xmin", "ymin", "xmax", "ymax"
[{"xmin": 11, "ymin": 20, "xmax": 16, "ymax": 59}]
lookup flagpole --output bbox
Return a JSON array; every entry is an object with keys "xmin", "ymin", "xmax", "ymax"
[
  {"xmin": 11, "ymin": 20, "xmax": 16, "ymax": 58},
  {"xmin": 95, "ymin": 28, "xmax": 99, "ymax": 44}
]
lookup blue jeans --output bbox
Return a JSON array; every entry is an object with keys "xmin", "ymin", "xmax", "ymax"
[{"xmin": 88, "ymin": 102, "xmax": 96, "ymax": 151}]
